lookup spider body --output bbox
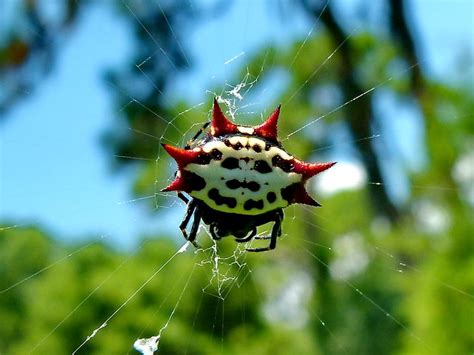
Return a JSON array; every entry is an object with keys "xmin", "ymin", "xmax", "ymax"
[{"xmin": 162, "ymin": 99, "xmax": 335, "ymax": 251}]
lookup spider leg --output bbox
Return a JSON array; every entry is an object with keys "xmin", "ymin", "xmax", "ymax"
[
  {"xmin": 184, "ymin": 121, "xmax": 211, "ymax": 150},
  {"xmin": 179, "ymin": 199, "xmax": 200, "ymax": 248},
  {"xmin": 177, "ymin": 192, "xmax": 189, "ymax": 204},
  {"xmin": 179, "ymin": 199, "xmax": 196, "ymax": 234},
  {"xmin": 235, "ymin": 227, "xmax": 257, "ymax": 243},
  {"xmin": 246, "ymin": 211, "xmax": 282, "ymax": 252},
  {"xmin": 252, "ymin": 210, "xmax": 284, "ymax": 240},
  {"xmin": 277, "ymin": 210, "xmax": 284, "ymax": 237},
  {"xmin": 187, "ymin": 206, "xmax": 203, "ymax": 248}
]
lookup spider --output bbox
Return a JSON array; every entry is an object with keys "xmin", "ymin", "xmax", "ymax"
[{"xmin": 161, "ymin": 99, "xmax": 335, "ymax": 252}]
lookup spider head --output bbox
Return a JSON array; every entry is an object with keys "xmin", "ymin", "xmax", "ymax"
[{"xmin": 210, "ymin": 221, "xmax": 249, "ymax": 239}]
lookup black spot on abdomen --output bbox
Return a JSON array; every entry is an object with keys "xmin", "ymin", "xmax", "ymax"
[
  {"xmin": 254, "ymin": 160, "xmax": 272, "ymax": 174},
  {"xmin": 232, "ymin": 142, "xmax": 243, "ymax": 150},
  {"xmin": 281, "ymin": 183, "xmax": 300, "ymax": 203},
  {"xmin": 221, "ymin": 157, "xmax": 240, "ymax": 169},
  {"xmin": 226, "ymin": 179, "xmax": 261, "ymax": 192},
  {"xmin": 246, "ymin": 181, "xmax": 260, "ymax": 192},
  {"xmin": 243, "ymin": 199, "xmax": 264, "ymax": 211},
  {"xmin": 195, "ymin": 149, "xmax": 222, "ymax": 164},
  {"xmin": 226, "ymin": 179, "xmax": 240, "ymax": 190},
  {"xmin": 186, "ymin": 172, "xmax": 206, "ymax": 191},
  {"xmin": 210, "ymin": 148, "xmax": 223, "ymax": 160},
  {"xmin": 208, "ymin": 188, "xmax": 237, "ymax": 208},
  {"xmin": 272, "ymin": 155, "xmax": 294, "ymax": 173},
  {"xmin": 267, "ymin": 192, "xmax": 276, "ymax": 203},
  {"xmin": 196, "ymin": 153, "xmax": 211, "ymax": 165}
]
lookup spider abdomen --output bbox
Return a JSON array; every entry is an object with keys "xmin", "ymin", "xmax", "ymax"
[
  {"xmin": 161, "ymin": 99, "xmax": 335, "ymax": 251},
  {"xmin": 185, "ymin": 135, "xmax": 301, "ymax": 215}
]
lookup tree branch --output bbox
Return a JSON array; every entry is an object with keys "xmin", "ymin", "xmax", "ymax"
[{"xmin": 301, "ymin": 0, "xmax": 400, "ymax": 221}]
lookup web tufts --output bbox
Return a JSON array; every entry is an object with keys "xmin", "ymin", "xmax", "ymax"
[
  {"xmin": 208, "ymin": 68, "xmax": 259, "ymax": 121},
  {"xmin": 134, "ymin": 336, "xmax": 160, "ymax": 355},
  {"xmin": 195, "ymin": 230, "xmax": 251, "ymax": 300}
]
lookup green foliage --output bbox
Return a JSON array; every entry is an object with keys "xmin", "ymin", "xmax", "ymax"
[{"xmin": 0, "ymin": 228, "xmax": 321, "ymax": 353}]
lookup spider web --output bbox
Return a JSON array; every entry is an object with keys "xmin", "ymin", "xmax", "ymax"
[{"xmin": 0, "ymin": 1, "xmax": 473, "ymax": 354}]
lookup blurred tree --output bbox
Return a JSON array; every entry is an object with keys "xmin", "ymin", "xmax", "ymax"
[
  {"xmin": 0, "ymin": 0, "xmax": 82, "ymax": 116},
  {"xmin": 0, "ymin": 226, "xmax": 320, "ymax": 354},
  {"xmin": 300, "ymin": 0, "xmax": 426, "ymax": 221},
  {"xmin": 103, "ymin": 1, "xmax": 194, "ymax": 168}
]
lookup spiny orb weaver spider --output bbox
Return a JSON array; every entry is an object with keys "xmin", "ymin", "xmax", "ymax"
[{"xmin": 162, "ymin": 99, "xmax": 335, "ymax": 252}]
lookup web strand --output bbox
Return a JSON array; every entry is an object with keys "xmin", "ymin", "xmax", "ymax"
[{"xmin": 72, "ymin": 242, "xmax": 190, "ymax": 354}]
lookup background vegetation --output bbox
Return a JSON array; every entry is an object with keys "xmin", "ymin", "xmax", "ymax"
[{"xmin": 1, "ymin": 1, "xmax": 472, "ymax": 354}]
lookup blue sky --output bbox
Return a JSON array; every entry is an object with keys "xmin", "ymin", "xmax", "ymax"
[{"xmin": 1, "ymin": 0, "xmax": 472, "ymax": 249}]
